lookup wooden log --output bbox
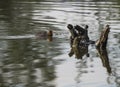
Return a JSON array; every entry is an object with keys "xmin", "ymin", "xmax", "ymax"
[
  {"xmin": 67, "ymin": 24, "xmax": 78, "ymax": 38},
  {"xmin": 84, "ymin": 25, "xmax": 89, "ymax": 41},
  {"xmin": 68, "ymin": 48, "xmax": 74, "ymax": 57},
  {"xmin": 67, "ymin": 24, "xmax": 91, "ymax": 46},
  {"xmin": 69, "ymin": 36, "xmax": 89, "ymax": 59},
  {"xmin": 74, "ymin": 25, "xmax": 86, "ymax": 35},
  {"xmin": 95, "ymin": 25, "xmax": 110, "ymax": 49},
  {"xmin": 67, "ymin": 24, "xmax": 111, "ymax": 61},
  {"xmin": 67, "ymin": 24, "xmax": 78, "ymax": 47},
  {"xmin": 67, "ymin": 24, "xmax": 90, "ymax": 59}
]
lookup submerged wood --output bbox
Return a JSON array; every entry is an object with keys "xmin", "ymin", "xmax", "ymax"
[
  {"xmin": 67, "ymin": 24, "xmax": 110, "ymax": 59},
  {"xmin": 68, "ymin": 36, "xmax": 89, "ymax": 59},
  {"xmin": 67, "ymin": 24, "xmax": 90, "ymax": 59},
  {"xmin": 95, "ymin": 25, "xmax": 111, "ymax": 73}
]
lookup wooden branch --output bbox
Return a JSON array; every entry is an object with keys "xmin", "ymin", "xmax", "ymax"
[
  {"xmin": 67, "ymin": 24, "xmax": 78, "ymax": 38},
  {"xmin": 95, "ymin": 25, "xmax": 110, "ymax": 49}
]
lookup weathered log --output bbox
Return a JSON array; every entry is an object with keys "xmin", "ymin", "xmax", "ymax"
[
  {"xmin": 67, "ymin": 24, "xmax": 90, "ymax": 46},
  {"xmin": 84, "ymin": 25, "xmax": 89, "ymax": 41},
  {"xmin": 95, "ymin": 25, "xmax": 111, "ymax": 73},
  {"xmin": 95, "ymin": 25, "xmax": 110, "ymax": 49},
  {"xmin": 67, "ymin": 24, "xmax": 78, "ymax": 47},
  {"xmin": 74, "ymin": 25, "xmax": 86, "ymax": 35},
  {"xmin": 67, "ymin": 24, "xmax": 110, "ymax": 59},
  {"xmin": 67, "ymin": 24, "xmax": 90, "ymax": 59},
  {"xmin": 68, "ymin": 36, "xmax": 89, "ymax": 59},
  {"xmin": 68, "ymin": 48, "xmax": 74, "ymax": 57},
  {"xmin": 67, "ymin": 24, "xmax": 78, "ymax": 38}
]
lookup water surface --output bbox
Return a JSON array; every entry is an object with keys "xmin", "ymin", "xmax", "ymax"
[{"xmin": 0, "ymin": 0, "xmax": 120, "ymax": 87}]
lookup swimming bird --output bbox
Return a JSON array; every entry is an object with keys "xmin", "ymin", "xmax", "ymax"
[{"xmin": 35, "ymin": 30, "xmax": 53, "ymax": 41}]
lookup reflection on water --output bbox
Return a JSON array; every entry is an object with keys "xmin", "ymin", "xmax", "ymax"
[
  {"xmin": 96, "ymin": 48, "xmax": 111, "ymax": 74},
  {"xmin": 0, "ymin": 0, "xmax": 120, "ymax": 87},
  {"xmin": 0, "ymin": 39, "xmax": 64, "ymax": 87}
]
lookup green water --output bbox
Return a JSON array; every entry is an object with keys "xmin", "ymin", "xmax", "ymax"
[{"xmin": 0, "ymin": 0, "xmax": 120, "ymax": 87}]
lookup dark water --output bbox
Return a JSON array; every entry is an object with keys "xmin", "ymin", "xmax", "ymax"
[{"xmin": 0, "ymin": 0, "xmax": 120, "ymax": 87}]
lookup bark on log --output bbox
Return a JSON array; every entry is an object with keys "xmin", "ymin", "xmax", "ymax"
[
  {"xmin": 67, "ymin": 24, "xmax": 78, "ymax": 38},
  {"xmin": 95, "ymin": 25, "xmax": 110, "ymax": 49},
  {"xmin": 68, "ymin": 36, "xmax": 89, "ymax": 59},
  {"xmin": 67, "ymin": 24, "xmax": 110, "ymax": 59},
  {"xmin": 95, "ymin": 25, "xmax": 111, "ymax": 73},
  {"xmin": 69, "ymin": 36, "xmax": 89, "ymax": 59},
  {"xmin": 67, "ymin": 24, "xmax": 90, "ymax": 59}
]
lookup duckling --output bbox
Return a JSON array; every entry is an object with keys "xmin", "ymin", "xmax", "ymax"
[
  {"xmin": 47, "ymin": 30, "xmax": 53, "ymax": 37},
  {"xmin": 35, "ymin": 30, "xmax": 53, "ymax": 41}
]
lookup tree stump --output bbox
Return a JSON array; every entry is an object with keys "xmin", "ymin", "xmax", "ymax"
[
  {"xmin": 67, "ymin": 24, "xmax": 89, "ymax": 59},
  {"xmin": 67, "ymin": 24, "xmax": 110, "ymax": 59}
]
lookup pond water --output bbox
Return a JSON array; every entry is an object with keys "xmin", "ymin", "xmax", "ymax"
[{"xmin": 0, "ymin": 0, "xmax": 120, "ymax": 87}]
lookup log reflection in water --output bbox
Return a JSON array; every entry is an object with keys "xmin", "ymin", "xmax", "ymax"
[
  {"xmin": 96, "ymin": 25, "xmax": 111, "ymax": 73},
  {"xmin": 97, "ymin": 48, "xmax": 111, "ymax": 73}
]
